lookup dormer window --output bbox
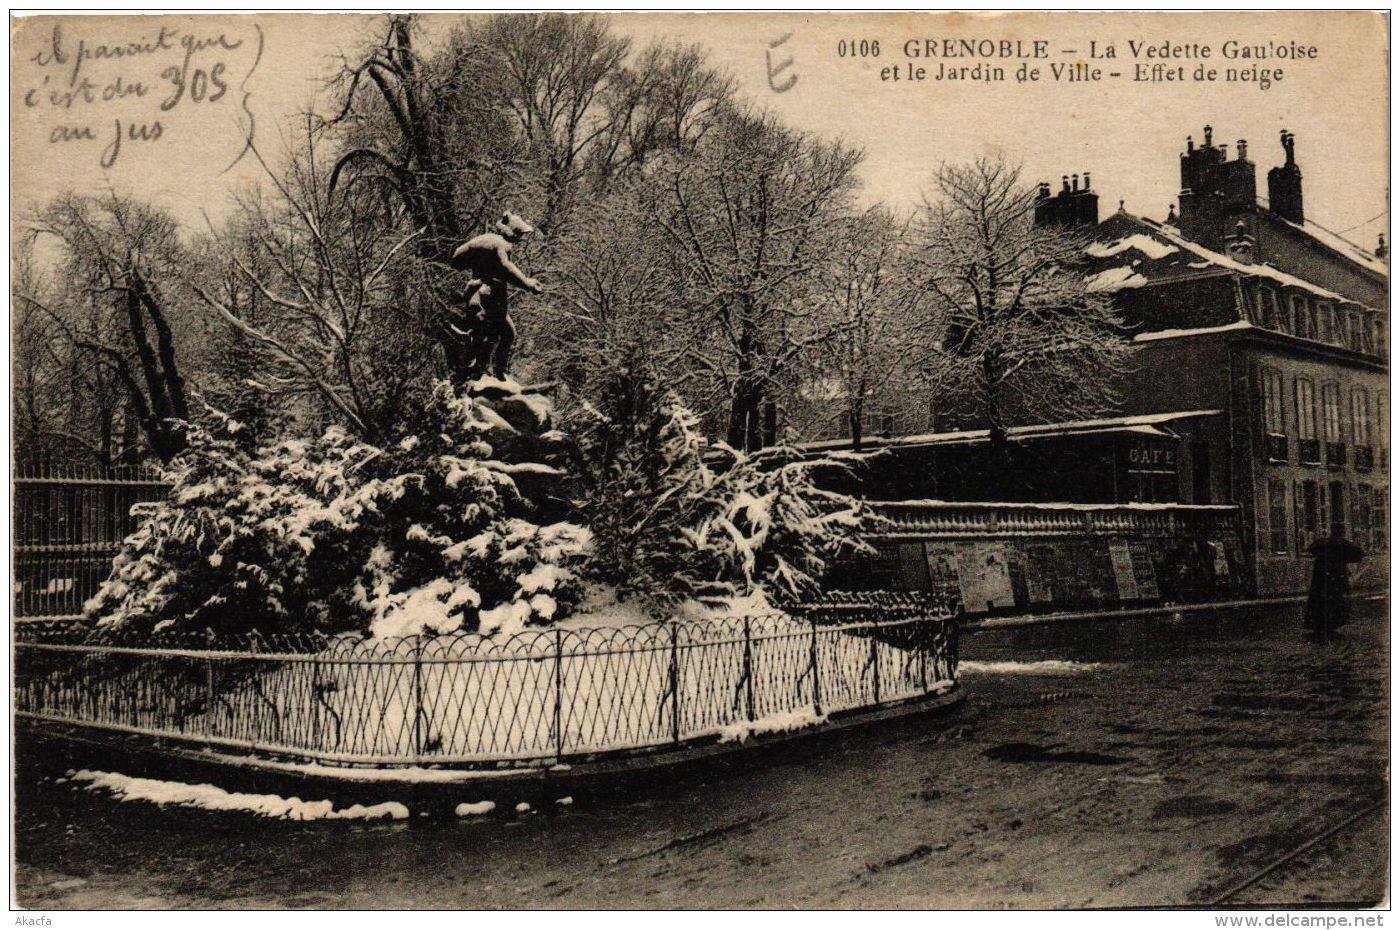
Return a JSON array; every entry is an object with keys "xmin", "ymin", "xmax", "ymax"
[
  {"xmin": 1291, "ymin": 295, "xmax": 1315, "ymax": 340},
  {"xmin": 1259, "ymin": 286, "xmax": 1283, "ymax": 332},
  {"xmin": 1317, "ymin": 301, "xmax": 1336, "ymax": 343}
]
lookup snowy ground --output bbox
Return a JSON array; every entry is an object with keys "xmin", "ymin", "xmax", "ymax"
[{"xmin": 15, "ymin": 600, "xmax": 1387, "ymax": 908}]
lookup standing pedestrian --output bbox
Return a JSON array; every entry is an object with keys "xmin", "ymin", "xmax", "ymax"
[{"xmin": 1303, "ymin": 528, "xmax": 1365, "ymax": 640}]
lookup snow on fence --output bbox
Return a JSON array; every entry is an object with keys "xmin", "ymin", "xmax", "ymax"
[{"xmin": 15, "ymin": 601, "xmax": 958, "ymax": 768}]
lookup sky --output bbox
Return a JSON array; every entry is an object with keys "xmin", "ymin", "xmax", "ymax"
[{"xmin": 10, "ymin": 11, "xmax": 1391, "ymax": 251}]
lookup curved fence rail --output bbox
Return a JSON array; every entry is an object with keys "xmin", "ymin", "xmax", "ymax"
[{"xmin": 15, "ymin": 603, "xmax": 958, "ymax": 769}]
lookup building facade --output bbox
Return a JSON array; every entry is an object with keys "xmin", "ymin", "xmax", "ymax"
[
  {"xmin": 1079, "ymin": 125, "xmax": 1388, "ymax": 594},
  {"xmin": 809, "ymin": 125, "xmax": 1387, "ymax": 602}
]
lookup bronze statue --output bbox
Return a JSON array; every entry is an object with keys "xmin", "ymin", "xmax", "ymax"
[{"xmin": 443, "ymin": 211, "xmax": 542, "ymax": 381}]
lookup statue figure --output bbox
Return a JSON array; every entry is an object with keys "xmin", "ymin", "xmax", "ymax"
[{"xmin": 444, "ymin": 211, "xmax": 542, "ymax": 382}]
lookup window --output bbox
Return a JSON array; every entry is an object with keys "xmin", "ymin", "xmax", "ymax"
[
  {"xmin": 1295, "ymin": 378, "xmax": 1319, "ymax": 463},
  {"xmin": 1379, "ymin": 391, "xmax": 1388, "ymax": 469},
  {"xmin": 1352, "ymin": 388, "xmax": 1373, "ymax": 468},
  {"xmin": 1267, "ymin": 479, "xmax": 1289, "ymax": 554},
  {"xmin": 1260, "ymin": 287, "xmax": 1283, "ymax": 331},
  {"xmin": 1295, "ymin": 379, "xmax": 1316, "ymax": 438},
  {"xmin": 1374, "ymin": 487, "xmax": 1388, "ymax": 550},
  {"xmin": 1262, "ymin": 368, "xmax": 1287, "ymax": 461},
  {"xmin": 1317, "ymin": 302, "xmax": 1337, "ymax": 344},
  {"xmin": 1323, "ymin": 382, "xmax": 1343, "ymax": 443},
  {"xmin": 1239, "ymin": 283, "xmax": 1259, "ymax": 325},
  {"xmin": 1291, "ymin": 296, "xmax": 1315, "ymax": 340},
  {"xmin": 1325, "ymin": 480, "xmax": 1346, "ymax": 537},
  {"xmin": 1374, "ymin": 318, "xmax": 1388, "ymax": 359},
  {"xmin": 1294, "ymin": 479, "xmax": 1319, "ymax": 553},
  {"xmin": 1360, "ymin": 314, "xmax": 1376, "ymax": 354},
  {"xmin": 1356, "ymin": 484, "xmax": 1372, "ymax": 550},
  {"xmin": 1346, "ymin": 312, "xmax": 1365, "ymax": 351}
]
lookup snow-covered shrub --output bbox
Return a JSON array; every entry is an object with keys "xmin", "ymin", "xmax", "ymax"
[
  {"xmin": 570, "ymin": 364, "xmax": 873, "ymax": 610},
  {"xmin": 87, "ymin": 381, "xmax": 591, "ymax": 637}
]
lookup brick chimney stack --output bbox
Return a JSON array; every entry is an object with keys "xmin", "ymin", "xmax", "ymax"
[
  {"xmin": 1267, "ymin": 129, "xmax": 1304, "ymax": 224},
  {"xmin": 1034, "ymin": 170, "xmax": 1100, "ymax": 228},
  {"xmin": 1176, "ymin": 124, "xmax": 1257, "ymax": 249}
]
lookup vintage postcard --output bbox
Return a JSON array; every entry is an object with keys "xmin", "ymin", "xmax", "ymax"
[{"xmin": 9, "ymin": 11, "xmax": 1390, "ymax": 916}]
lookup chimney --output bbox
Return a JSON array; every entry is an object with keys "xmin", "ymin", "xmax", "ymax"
[
  {"xmin": 1267, "ymin": 129, "xmax": 1304, "ymax": 224},
  {"xmin": 1034, "ymin": 169, "xmax": 1100, "ymax": 228},
  {"xmin": 1226, "ymin": 220, "xmax": 1255, "ymax": 264},
  {"xmin": 1177, "ymin": 124, "xmax": 1257, "ymax": 247},
  {"xmin": 1377, "ymin": 234, "xmax": 1388, "ymax": 260}
]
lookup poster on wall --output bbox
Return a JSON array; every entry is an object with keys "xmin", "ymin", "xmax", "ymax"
[
  {"xmin": 1004, "ymin": 543, "xmax": 1030, "ymax": 607},
  {"xmin": 1024, "ymin": 545, "xmax": 1056, "ymax": 605},
  {"xmin": 1207, "ymin": 540, "xmax": 1231, "ymax": 579},
  {"xmin": 923, "ymin": 543, "xmax": 963, "ymax": 602},
  {"xmin": 955, "ymin": 542, "xmax": 1017, "ymax": 613},
  {"xmin": 1108, "ymin": 540, "xmax": 1140, "ymax": 601},
  {"xmin": 897, "ymin": 543, "xmax": 931, "ymax": 590},
  {"xmin": 1128, "ymin": 541, "xmax": 1161, "ymax": 601}
]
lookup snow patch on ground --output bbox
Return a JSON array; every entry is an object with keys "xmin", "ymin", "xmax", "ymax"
[
  {"xmin": 716, "ymin": 706, "xmax": 828, "ymax": 744},
  {"xmin": 455, "ymin": 800, "xmax": 496, "ymax": 817},
  {"xmin": 959, "ymin": 660, "xmax": 1102, "ymax": 675},
  {"xmin": 70, "ymin": 770, "xmax": 409, "ymax": 821}
]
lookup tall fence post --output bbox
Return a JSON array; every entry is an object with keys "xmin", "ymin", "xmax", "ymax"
[
  {"xmin": 742, "ymin": 616, "xmax": 755, "ymax": 722},
  {"xmin": 205, "ymin": 654, "xmax": 216, "ymax": 738},
  {"xmin": 311, "ymin": 656, "xmax": 321, "ymax": 750},
  {"xmin": 554, "ymin": 628, "xmax": 565, "ymax": 759},
  {"xmin": 870, "ymin": 631, "xmax": 881, "ymax": 705},
  {"xmin": 669, "ymin": 623, "xmax": 681, "ymax": 743},
  {"xmin": 809, "ymin": 616, "xmax": 822, "ymax": 716},
  {"xmin": 919, "ymin": 617, "xmax": 929, "ymax": 692},
  {"xmin": 412, "ymin": 636, "xmax": 424, "ymax": 758}
]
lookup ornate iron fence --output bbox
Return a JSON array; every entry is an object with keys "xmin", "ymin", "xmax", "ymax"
[
  {"xmin": 13, "ymin": 466, "xmax": 170, "ymax": 620},
  {"xmin": 15, "ymin": 602, "xmax": 958, "ymax": 769}
]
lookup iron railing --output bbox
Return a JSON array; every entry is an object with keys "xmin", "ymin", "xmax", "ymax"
[
  {"xmin": 15, "ymin": 602, "xmax": 958, "ymax": 768},
  {"xmin": 871, "ymin": 500, "xmax": 1242, "ymax": 540},
  {"xmin": 14, "ymin": 466, "xmax": 170, "ymax": 620}
]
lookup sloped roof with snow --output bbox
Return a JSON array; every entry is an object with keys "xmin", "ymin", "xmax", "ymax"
[
  {"xmin": 1253, "ymin": 199, "xmax": 1389, "ymax": 279},
  {"xmin": 1085, "ymin": 212, "xmax": 1379, "ymax": 310},
  {"xmin": 797, "ymin": 409, "xmax": 1223, "ymax": 454}
]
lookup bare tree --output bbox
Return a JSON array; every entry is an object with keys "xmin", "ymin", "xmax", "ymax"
[
  {"xmin": 797, "ymin": 205, "xmax": 929, "ymax": 450},
  {"xmin": 189, "ymin": 128, "xmax": 428, "ymax": 442},
  {"xmin": 538, "ymin": 181, "xmax": 689, "ymax": 392},
  {"xmin": 645, "ymin": 106, "xmax": 864, "ymax": 450},
  {"xmin": 323, "ymin": 14, "xmax": 732, "ymax": 389},
  {"xmin": 912, "ymin": 158, "xmax": 1135, "ymax": 445},
  {"xmin": 24, "ymin": 192, "xmax": 195, "ymax": 463}
]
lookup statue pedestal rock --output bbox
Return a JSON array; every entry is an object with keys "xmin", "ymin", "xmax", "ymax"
[{"xmin": 468, "ymin": 375, "xmax": 571, "ymax": 516}]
